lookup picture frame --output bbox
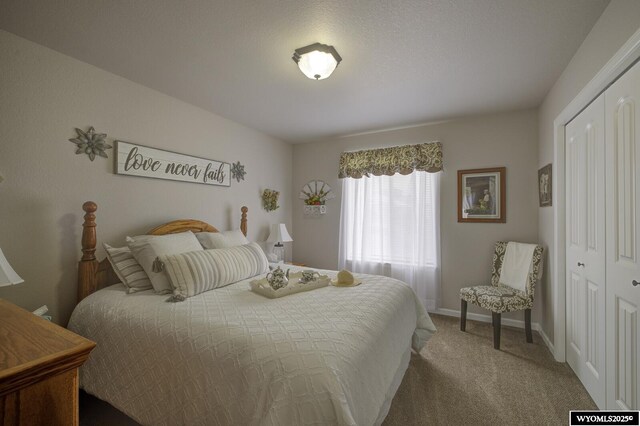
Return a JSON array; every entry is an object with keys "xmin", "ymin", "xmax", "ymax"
[
  {"xmin": 538, "ymin": 163, "xmax": 552, "ymax": 207},
  {"xmin": 458, "ymin": 167, "xmax": 506, "ymax": 223}
]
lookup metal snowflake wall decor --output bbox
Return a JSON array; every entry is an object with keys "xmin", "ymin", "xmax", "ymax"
[
  {"xmin": 69, "ymin": 127, "xmax": 112, "ymax": 161},
  {"xmin": 231, "ymin": 161, "xmax": 246, "ymax": 182}
]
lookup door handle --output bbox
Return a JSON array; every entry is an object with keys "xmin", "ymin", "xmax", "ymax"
[
  {"xmin": 633, "ymin": 280, "xmax": 640, "ymax": 287},
  {"xmin": 577, "ymin": 262, "xmax": 585, "ymax": 267}
]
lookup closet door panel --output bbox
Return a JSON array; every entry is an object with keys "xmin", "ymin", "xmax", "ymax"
[
  {"xmin": 566, "ymin": 93, "xmax": 606, "ymax": 408},
  {"xmin": 605, "ymin": 59, "xmax": 640, "ymax": 411}
]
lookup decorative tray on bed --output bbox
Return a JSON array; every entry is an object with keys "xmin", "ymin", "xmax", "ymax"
[{"xmin": 250, "ymin": 272, "xmax": 330, "ymax": 299}]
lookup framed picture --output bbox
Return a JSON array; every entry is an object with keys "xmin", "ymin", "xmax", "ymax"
[
  {"xmin": 538, "ymin": 163, "xmax": 552, "ymax": 207},
  {"xmin": 458, "ymin": 167, "xmax": 506, "ymax": 223}
]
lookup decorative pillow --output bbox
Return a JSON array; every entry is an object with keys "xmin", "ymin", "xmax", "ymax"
[
  {"xmin": 127, "ymin": 231, "xmax": 203, "ymax": 294},
  {"xmin": 161, "ymin": 242, "xmax": 269, "ymax": 301},
  {"xmin": 103, "ymin": 244, "xmax": 153, "ymax": 293},
  {"xmin": 196, "ymin": 229, "xmax": 249, "ymax": 249},
  {"xmin": 222, "ymin": 229, "xmax": 250, "ymax": 246},
  {"xmin": 195, "ymin": 232, "xmax": 228, "ymax": 249}
]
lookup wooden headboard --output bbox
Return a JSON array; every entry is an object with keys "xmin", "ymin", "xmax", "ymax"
[{"xmin": 77, "ymin": 201, "xmax": 248, "ymax": 303}]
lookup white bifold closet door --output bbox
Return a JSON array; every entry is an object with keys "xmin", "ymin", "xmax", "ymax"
[
  {"xmin": 605, "ymin": 59, "xmax": 640, "ymax": 411},
  {"xmin": 566, "ymin": 93, "xmax": 607, "ymax": 409}
]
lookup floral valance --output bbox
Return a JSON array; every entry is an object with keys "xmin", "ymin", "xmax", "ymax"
[{"xmin": 338, "ymin": 141, "xmax": 443, "ymax": 179}]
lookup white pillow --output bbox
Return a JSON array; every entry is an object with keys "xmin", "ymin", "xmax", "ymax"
[
  {"xmin": 222, "ymin": 229, "xmax": 250, "ymax": 246},
  {"xmin": 103, "ymin": 244, "xmax": 153, "ymax": 293},
  {"xmin": 196, "ymin": 229, "xmax": 249, "ymax": 249},
  {"xmin": 127, "ymin": 231, "xmax": 203, "ymax": 294},
  {"xmin": 195, "ymin": 232, "xmax": 229, "ymax": 249},
  {"xmin": 161, "ymin": 242, "xmax": 269, "ymax": 301}
]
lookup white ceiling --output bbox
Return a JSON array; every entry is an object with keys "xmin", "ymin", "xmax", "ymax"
[{"xmin": 0, "ymin": 0, "xmax": 609, "ymax": 143}]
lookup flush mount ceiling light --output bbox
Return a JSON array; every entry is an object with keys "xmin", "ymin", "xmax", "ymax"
[{"xmin": 292, "ymin": 43, "xmax": 342, "ymax": 81}]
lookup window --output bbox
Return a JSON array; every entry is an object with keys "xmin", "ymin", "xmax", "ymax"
[{"xmin": 339, "ymin": 171, "xmax": 441, "ymax": 310}]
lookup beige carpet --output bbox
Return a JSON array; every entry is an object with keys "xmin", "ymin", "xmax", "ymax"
[
  {"xmin": 383, "ymin": 314, "xmax": 596, "ymax": 426},
  {"xmin": 81, "ymin": 314, "xmax": 595, "ymax": 425}
]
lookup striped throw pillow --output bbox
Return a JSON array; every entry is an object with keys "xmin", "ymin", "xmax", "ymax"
[
  {"xmin": 160, "ymin": 242, "xmax": 268, "ymax": 301},
  {"xmin": 103, "ymin": 244, "xmax": 153, "ymax": 293}
]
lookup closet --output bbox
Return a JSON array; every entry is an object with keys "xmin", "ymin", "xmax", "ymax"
[{"xmin": 566, "ymin": 59, "xmax": 640, "ymax": 410}]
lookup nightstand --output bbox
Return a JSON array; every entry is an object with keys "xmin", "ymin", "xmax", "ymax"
[{"xmin": 0, "ymin": 299, "xmax": 95, "ymax": 426}]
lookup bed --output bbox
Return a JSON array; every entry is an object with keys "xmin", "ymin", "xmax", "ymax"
[{"xmin": 68, "ymin": 201, "xmax": 436, "ymax": 426}]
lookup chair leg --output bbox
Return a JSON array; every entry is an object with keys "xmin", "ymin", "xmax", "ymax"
[
  {"xmin": 525, "ymin": 309, "xmax": 533, "ymax": 343},
  {"xmin": 460, "ymin": 300, "xmax": 467, "ymax": 332},
  {"xmin": 492, "ymin": 312, "xmax": 501, "ymax": 350}
]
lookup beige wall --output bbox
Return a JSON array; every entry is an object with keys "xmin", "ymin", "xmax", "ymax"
[
  {"xmin": 538, "ymin": 0, "xmax": 640, "ymax": 344},
  {"xmin": 292, "ymin": 110, "xmax": 539, "ymax": 321},
  {"xmin": 5, "ymin": 0, "xmax": 638, "ymax": 336},
  {"xmin": 0, "ymin": 30, "xmax": 293, "ymax": 324}
]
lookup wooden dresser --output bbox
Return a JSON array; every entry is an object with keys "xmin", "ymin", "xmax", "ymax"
[{"xmin": 0, "ymin": 299, "xmax": 95, "ymax": 426}]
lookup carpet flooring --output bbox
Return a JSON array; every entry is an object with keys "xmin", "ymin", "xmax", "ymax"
[
  {"xmin": 80, "ymin": 314, "xmax": 595, "ymax": 425},
  {"xmin": 383, "ymin": 314, "xmax": 596, "ymax": 426}
]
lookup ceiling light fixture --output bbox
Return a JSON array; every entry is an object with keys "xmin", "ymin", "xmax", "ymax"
[{"xmin": 292, "ymin": 43, "xmax": 342, "ymax": 81}]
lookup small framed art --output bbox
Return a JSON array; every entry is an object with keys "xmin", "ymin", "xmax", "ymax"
[
  {"xmin": 538, "ymin": 163, "xmax": 552, "ymax": 207},
  {"xmin": 458, "ymin": 167, "xmax": 506, "ymax": 223}
]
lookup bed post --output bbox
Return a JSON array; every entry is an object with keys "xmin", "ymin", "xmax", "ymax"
[
  {"xmin": 78, "ymin": 201, "xmax": 99, "ymax": 303},
  {"xmin": 241, "ymin": 206, "xmax": 248, "ymax": 237}
]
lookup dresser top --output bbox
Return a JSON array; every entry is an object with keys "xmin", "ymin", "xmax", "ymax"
[{"xmin": 0, "ymin": 298, "xmax": 95, "ymax": 395}]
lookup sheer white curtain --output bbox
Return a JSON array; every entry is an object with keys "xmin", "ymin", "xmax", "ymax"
[{"xmin": 338, "ymin": 171, "xmax": 441, "ymax": 310}]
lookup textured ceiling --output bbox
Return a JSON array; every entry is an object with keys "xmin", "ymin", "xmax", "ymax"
[{"xmin": 0, "ymin": 0, "xmax": 609, "ymax": 143}]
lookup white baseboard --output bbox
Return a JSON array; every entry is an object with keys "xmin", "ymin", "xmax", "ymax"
[
  {"xmin": 433, "ymin": 308, "xmax": 533, "ymax": 329},
  {"xmin": 537, "ymin": 326, "xmax": 555, "ymax": 355},
  {"xmin": 431, "ymin": 308, "xmax": 555, "ymax": 356}
]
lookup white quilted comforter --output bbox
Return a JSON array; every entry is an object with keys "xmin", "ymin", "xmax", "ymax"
[{"xmin": 68, "ymin": 268, "xmax": 436, "ymax": 426}]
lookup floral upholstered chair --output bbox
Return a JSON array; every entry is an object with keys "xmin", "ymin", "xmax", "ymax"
[{"xmin": 459, "ymin": 241, "xmax": 544, "ymax": 350}]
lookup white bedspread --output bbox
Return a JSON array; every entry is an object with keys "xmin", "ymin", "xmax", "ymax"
[{"xmin": 68, "ymin": 268, "xmax": 436, "ymax": 426}]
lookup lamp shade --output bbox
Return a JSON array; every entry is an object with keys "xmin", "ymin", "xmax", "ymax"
[
  {"xmin": 267, "ymin": 224, "xmax": 293, "ymax": 243},
  {"xmin": 293, "ymin": 43, "xmax": 342, "ymax": 81},
  {"xmin": 0, "ymin": 248, "xmax": 23, "ymax": 287}
]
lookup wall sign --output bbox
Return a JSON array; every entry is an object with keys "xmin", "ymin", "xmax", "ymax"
[{"xmin": 114, "ymin": 141, "xmax": 230, "ymax": 187}]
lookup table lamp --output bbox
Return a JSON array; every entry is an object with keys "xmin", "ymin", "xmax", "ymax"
[
  {"xmin": 267, "ymin": 224, "xmax": 293, "ymax": 263},
  {"xmin": 0, "ymin": 248, "xmax": 23, "ymax": 287}
]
